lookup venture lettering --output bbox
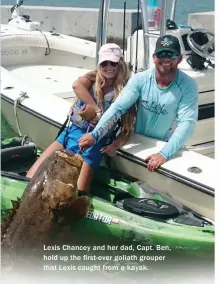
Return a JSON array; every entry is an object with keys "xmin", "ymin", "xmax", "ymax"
[{"xmin": 86, "ymin": 211, "xmax": 113, "ymax": 224}]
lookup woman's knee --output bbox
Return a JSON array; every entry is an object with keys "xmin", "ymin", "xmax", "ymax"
[
  {"xmin": 43, "ymin": 141, "xmax": 64, "ymax": 157},
  {"xmin": 77, "ymin": 176, "xmax": 93, "ymax": 192},
  {"xmin": 26, "ymin": 141, "xmax": 64, "ymax": 178}
]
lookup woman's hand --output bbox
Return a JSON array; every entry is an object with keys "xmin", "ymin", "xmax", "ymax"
[
  {"xmin": 100, "ymin": 144, "xmax": 118, "ymax": 157},
  {"xmin": 100, "ymin": 132, "xmax": 129, "ymax": 157},
  {"xmin": 78, "ymin": 104, "xmax": 102, "ymax": 127},
  {"xmin": 78, "ymin": 133, "xmax": 95, "ymax": 149},
  {"xmin": 89, "ymin": 109, "xmax": 102, "ymax": 126}
]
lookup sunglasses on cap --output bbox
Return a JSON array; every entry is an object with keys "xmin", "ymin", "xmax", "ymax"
[
  {"xmin": 100, "ymin": 61, "xmax": 119, "ymax": 67},
  {"xmin": 155, "ymin": 51, "xmax": 179, "ymax": 60}
]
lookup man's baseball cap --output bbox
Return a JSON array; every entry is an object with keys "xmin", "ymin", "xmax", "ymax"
[
  {"xmin": 154, "ymin": 35, "xmax": 181, "ymax": 55},
  {"xmin": 98, "ymin": 43, "xmax": 123, "ymax": 65}
]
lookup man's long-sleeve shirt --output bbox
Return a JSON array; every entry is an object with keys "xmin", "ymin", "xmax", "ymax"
[{"xmin": 91, "ymin": 68, "xmax": 199, "ymax": 159}]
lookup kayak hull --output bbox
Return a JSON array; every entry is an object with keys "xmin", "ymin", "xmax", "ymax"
[{"xmin": 1, "ymin": 168, "xmax": 214, "ymax": 256}]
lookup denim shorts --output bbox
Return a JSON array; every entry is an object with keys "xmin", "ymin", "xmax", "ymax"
[{"xmin": 56, "ymin": 124, "xmax": 108, "ymax": 169}]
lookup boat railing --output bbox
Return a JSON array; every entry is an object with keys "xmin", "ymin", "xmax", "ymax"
[
  {"xmin": 96, "ymin": 0, "xmax": 110, "ymax": 65},
  {"xmin": 141, "ymin": 0, "xmax": 177, "ymax": 69},
  {"xmin": 96, "ymin": 0, "xmax": 178, "ymax": 69},
  {"xmin": 170, "ymin": 0, "xmax": 177, "ymax": 21}
]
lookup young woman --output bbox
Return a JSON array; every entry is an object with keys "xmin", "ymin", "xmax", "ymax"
[{"xmin": 26, "ymin": 43, "xmax": 136, "ymax": 192}]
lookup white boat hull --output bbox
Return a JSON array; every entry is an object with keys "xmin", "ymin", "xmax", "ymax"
[
  {"xmin": 1, "ymin": 22, "xmax": 215, "ymax": 221},
  {"xmin": 1, "ymin": 96, "xmax": 214, "ymax": 157},
  {"xmin": 1, "ymin": 98, "xmax": 60, "ymax": 149},
  {"xmin": 110, "ymin": 133, "xmax": 215, "ymax": 221},
  {"xmin": 111, "ymin": 152, "xmax": 214, "ymax": 221}
]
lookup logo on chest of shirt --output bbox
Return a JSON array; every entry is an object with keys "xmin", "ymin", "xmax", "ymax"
[{"xmin": 142, "ymin": 100, "xmax": 168, "ymax": 115}]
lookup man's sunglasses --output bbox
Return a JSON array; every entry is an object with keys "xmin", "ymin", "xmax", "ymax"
[
  {"xmin": 100, "ymin": 61, "xmax": 119, "ymax": 67},
  {"xmin": 155, "ymin": 51, "xmax": 179, "ymax": 60}
]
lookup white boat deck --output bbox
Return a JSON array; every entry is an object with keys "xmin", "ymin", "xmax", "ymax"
[
  {"xmin": 6, "ymin": 64, "xmax": 92, "ymax": 103},
  {"xmin": 122, "ymin": 134, "xmax": 216, "ymax": 189}
]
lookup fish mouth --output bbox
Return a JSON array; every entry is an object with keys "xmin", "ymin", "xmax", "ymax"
[{"xmin": 58, "ymin": 150, "xmax": 83, "ymax": 167}]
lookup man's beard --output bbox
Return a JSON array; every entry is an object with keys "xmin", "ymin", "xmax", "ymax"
[{"xmin": 156, "ymin": 63, "xmax": 175, "ymax": 76}]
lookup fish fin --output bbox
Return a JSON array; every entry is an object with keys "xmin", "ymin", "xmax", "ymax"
[{"xmin": 70, "ymin": 196, "xmax": 90, "ymax": 217}]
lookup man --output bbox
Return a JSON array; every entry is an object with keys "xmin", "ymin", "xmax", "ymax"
[{"xmin": 79, "ymin": 35, "xmax": 199, "ymax": 172}]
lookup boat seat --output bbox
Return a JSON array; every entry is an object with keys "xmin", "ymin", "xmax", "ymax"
[
  {"xmin": 120, "ymin": 197, "xmax": 211, "ymax": 226},
  {"xmin": 54, "ymin": 91, "xmax": 77, "ymax": 103},
  {"xmin": 6, "ymin": 64, "xmax": 91, "ymax": 101}
]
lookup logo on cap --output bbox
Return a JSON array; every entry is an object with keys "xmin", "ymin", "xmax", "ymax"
[
  {"xmin": 109, "ymin": 48, "xmax": 117, "ymax": 52},
  {"xmin": 161, "ymin": 38, "xmax": 173, "ymax": 46}
]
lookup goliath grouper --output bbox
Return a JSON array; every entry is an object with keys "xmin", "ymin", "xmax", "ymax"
[{"xmin": 1, "ymin": 150, "xmax": 90, "ymax": 252}]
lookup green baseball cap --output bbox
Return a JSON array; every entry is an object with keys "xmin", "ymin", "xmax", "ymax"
[{"xmin": 154, "ymin": 35, "xmax": 181, "ymax": 55}]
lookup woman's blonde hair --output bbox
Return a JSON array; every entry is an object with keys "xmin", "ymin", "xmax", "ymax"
[{"xmin": 85, "ymin": 57, "xmax": 136, "ymax": 135}]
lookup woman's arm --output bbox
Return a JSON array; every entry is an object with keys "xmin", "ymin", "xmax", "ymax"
[
  {"xmin": 112, "ymin": 132, "xmax": 130, "ymax": 148},
  {"xmin": 72, "ymin": 77, "xmax": 101, "ymax": 112},
  {"xmin": 79, "ymin": 72, "xmax": 142, "ymax": 149},
  {"xmin": 100, "ymin": 132, "xmax": 130, "ymax": 157}
]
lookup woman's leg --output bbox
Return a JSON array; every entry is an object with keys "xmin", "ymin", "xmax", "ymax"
[
  {"xmin": 76, "ymin": 138, "xmax": 106, "ymax": 192},
  {"xmin": 77, "ymin": 161, "xmax": 94, "ymax": 192},
  {"xmin": 26, "ymin": 141, "xmax": 64, "ymax": 178}
]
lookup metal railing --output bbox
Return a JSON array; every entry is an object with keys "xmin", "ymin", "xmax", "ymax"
[
  {"xmin": 170, "ymin": 0, "xmax": 177, "ymax": 21},
  {"xmin": 140, "ymin": 0, "xmax": 177, "ymax": 70},
  {"xmin": 96, "ymin": 0, "xmax": 178, "ymax": 69},
  {"xmin": 96, "ymin": 0, "xmax": 111, "ymax": 65}
]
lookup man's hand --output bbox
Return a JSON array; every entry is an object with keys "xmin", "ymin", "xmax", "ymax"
[
  {"xmin": 145, "ymin": 153, "xmax": 167, "ymax": 172},
  {"xmin": 78, "ymin": 133, "xmax": 95, "ymax": 149}
]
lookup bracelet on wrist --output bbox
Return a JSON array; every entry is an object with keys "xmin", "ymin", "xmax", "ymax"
[{"xmin": 95, "ymin": 110, "xmax": 102, "ymax": 120}]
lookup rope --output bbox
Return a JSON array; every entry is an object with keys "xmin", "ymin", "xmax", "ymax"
[
  {"xmin": 13, "ymin": 91, "xmax": 29, "ymax": 136},
  {"xmin": 21, "ymin": 135, "xmax": 27, "ymax": 145},
  {"xmin": 39, "ymin": 30, "xmax": 51, "ymax": 56}
]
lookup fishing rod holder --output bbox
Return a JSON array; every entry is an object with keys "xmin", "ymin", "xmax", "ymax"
[{"xmin": 9, "ymin": 0, "xmax": 41, "ymax": 31}]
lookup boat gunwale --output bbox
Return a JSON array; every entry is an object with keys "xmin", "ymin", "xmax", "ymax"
[
  {"xmin": 117, "ymin": 150, "xmax": 214, "ymax": 197},
  {"xmin": 1, "ymin": 94, "xmax": 215, "ymax": 196}
]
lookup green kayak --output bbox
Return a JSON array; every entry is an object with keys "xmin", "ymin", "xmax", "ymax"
[
  {"xmin": 1, "ymin": 167, "xmax": 214, "ymax": 256},
  {"xmin": 0, "ymin": 136, "xmax": 214, "ymax": 256}
]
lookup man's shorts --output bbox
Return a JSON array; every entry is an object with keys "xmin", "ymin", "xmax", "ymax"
[{"xmin": 56, "ymin": 124, "xmax": 107, "ymax": 169}]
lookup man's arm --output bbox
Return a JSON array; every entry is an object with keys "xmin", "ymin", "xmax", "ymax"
[
  {"xmin": 159, "ymin": 80, "xmax": 199, "ymax": 159},
  {"xmin": 91, "ymin": 73, "xmax": 142, "ymax": 143}
]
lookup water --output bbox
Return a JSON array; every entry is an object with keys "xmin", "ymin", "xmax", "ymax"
[{"xmin": 1, "ymin": 0, "xmax": 214, "ymax": 25}]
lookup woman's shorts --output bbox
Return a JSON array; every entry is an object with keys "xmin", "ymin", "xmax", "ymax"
[{"xmin": 56, "ymin": 124, "xmax": 108, "ymax": 169}]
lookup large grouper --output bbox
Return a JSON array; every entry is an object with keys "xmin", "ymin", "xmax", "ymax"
[{"xmin": 1, "ymin": 150, "xmax": 90, "ymax": 252}]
